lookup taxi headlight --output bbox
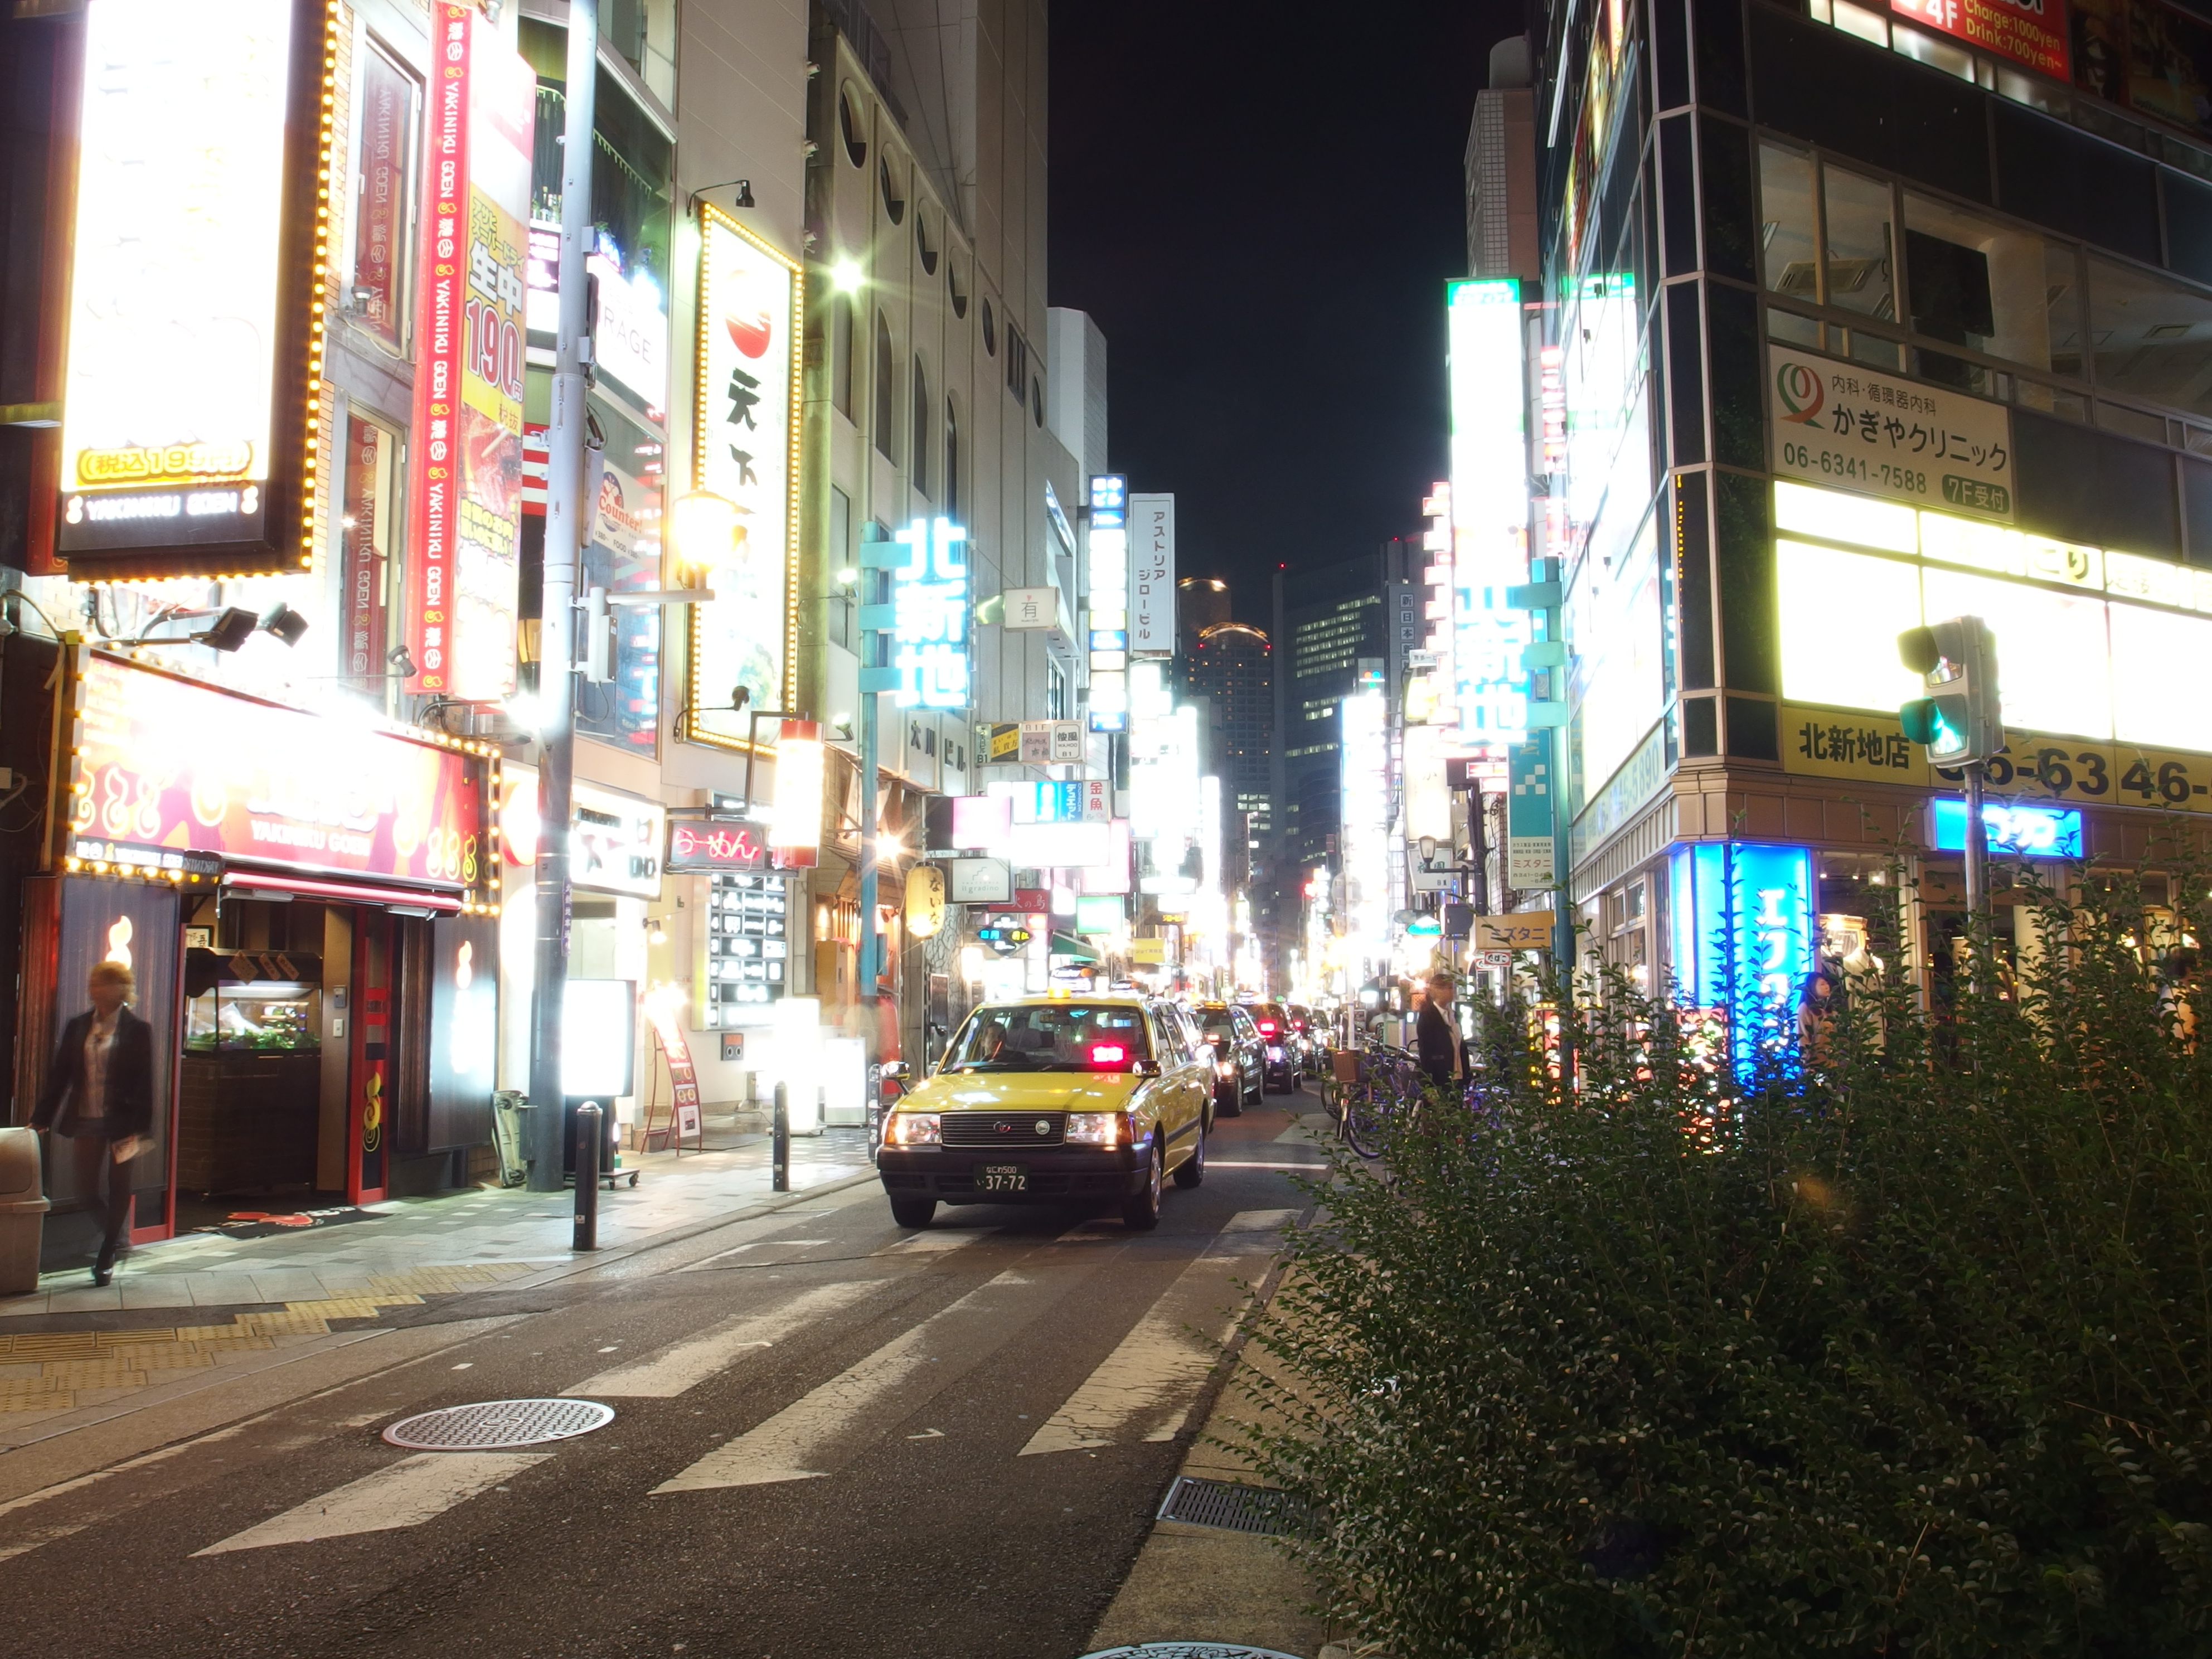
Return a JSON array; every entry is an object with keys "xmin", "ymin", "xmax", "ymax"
[
  {"xmin": 886, "ymin": 1112, "xmax": 940, "ymax": 1146},
  {"xmin": 1065, "ymin": 1112, "xmax": 1123, "ymax": 1146}
]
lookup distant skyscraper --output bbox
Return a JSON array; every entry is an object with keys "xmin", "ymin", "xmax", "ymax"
[{"xmin": 1182, "ymin": 619, "xmax": 1273, "ymax": 836}]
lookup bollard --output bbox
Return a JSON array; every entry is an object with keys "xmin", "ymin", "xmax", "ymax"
[
  {"xmin": 772, "ymin": 1081, "xmax": 790, "ymax": 1192},
  {"xmin": 574, "ymin": 1102, "xmax": 601, "ymax": 1251}
]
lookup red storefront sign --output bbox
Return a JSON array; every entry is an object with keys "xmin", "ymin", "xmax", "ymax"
[
  {"xmin": 1890, "ymin": 0, "xmax": 2069, "ymax": 77},
  {"xmin": 406, "ymin": 4, "xmax": 531, "ymax": 701},
  {"xmin": 351, "ymin": 47, "xmax": 413, "ymax": 352},
  {"xmin": 66, "ymin": 653, "xmax": 488, "ymax": 891}
]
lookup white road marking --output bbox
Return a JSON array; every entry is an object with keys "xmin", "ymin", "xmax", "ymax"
[
  {"xmin": 567, "ymin": 1279, "xmax": 883, "ymax": 1398},
  {"xmin": 191, "ymin": 1452, "xmax": 547, "ymax": 1555},
  {"xmin": 0, "ymin": 1524, "xmax": 85, "ymax": 1564},
  {"xmin": 1209, "ymin": 1161, "xmax": 1327, "ymax": 1171},
  {"xmin": 653, "ymin": 1268, "xmax": 1054, "ymax": 1493},
  {"xmin": 873, "ymin": 1230, "xmax": 989, "ymax": 1255},
  {"xmin": 1019, "ymin": 1210, "xmax": 1287, "ymax": 1457}
]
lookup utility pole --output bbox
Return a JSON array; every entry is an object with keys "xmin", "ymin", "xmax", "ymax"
[{"xmin": 527, "ymin": 0, "xmax": 596, "ymax": 1191}]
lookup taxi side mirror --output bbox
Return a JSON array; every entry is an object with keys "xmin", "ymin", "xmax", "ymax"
[
  {"xmin": 1131, "ymin": 1059, "xmax": 1162, "ymax": 1078},
  {"xmin": 879, "ymin": 1060, "xmax": 910, "ymax": 1082}
]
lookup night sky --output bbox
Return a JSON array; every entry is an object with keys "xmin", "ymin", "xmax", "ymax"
[{"xmin": 1047, "ymin": 0, "xmax": 1527, "ymax": 628}]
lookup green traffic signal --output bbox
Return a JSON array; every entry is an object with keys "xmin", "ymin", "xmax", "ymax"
[{"xmin": 1899, "ymin": 695, "xmax": 1968, "ymax": 758}]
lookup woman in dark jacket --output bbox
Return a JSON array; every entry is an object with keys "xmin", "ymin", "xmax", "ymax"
[{"xmin": 32, "ymin": 960, "xmax": 154, "ymax": 1285}]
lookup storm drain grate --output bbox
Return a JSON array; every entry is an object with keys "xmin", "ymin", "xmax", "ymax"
[
  {"xmin": 382, "ymin": 1398, "xmax": 614, "ymax": 1451},
  {"xmin": 1078, "ymin": 1647, "xmax": 1310, "ymax": 1659},
  {"xmin": 1156, "ymin": 1475, "xmax": 1317, "ymax": 1536}
]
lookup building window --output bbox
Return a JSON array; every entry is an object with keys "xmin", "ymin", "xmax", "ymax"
[
  {"xmin": 915, "ymin": 209, "xmax": 938, "ymax": 275},
  {"xmin": 879, "ymin": 156, "xmax": 905, "ymax": 225},
  {"xmin": 1032, "ymin": 376, "xmax": 1045, "ymax": 427},
  {"xmin": 839, "ymin": 84, "xmax": 867, "ymax": 167},
  {"xmin": 944, "ymin": 399, "xmax": 961, "ymax": 519},
  {"xmin": 1005, "ymin": 323, "xmax": 1029, "ymax": 401},
  {"xmin": 874, "ymin": 311, "xmax": 895, "ymax": 458},
  {"xmin": 911, "ymin": 355, "xmax": 930, "ymax": 496},
  {"xmin": 982, "ymin": 296, "xmax": 997, "ymax": 355},
  {"xmin": 1049, "ymin": 659, "xmax": 1070, "ymax": 720},
  {"xmin": 348, "ymin": 46, "xmax": 419, "ymax": 355},
  {"xmin": 598, "ymin": 0, "xmax": 675, "ymax": 106},
  {"xmin": 831, "ymin": 293, "xmax": 854, "ymax": 419},
  {"xmin": 339, "ymin": 413, "xmax": 402, "ymax": 711}
]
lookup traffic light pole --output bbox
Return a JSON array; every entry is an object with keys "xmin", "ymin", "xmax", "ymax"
[
  {"xmin": 526, "ymin": 0, "xmax": 597, "ymax": 1191},
  {"xmin": 1962, "ymin": 760, "xmax": 1987, "ymax": 924}
]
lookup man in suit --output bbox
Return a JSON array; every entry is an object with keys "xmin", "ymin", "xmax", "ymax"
[
  {"xmin": 32, "ymin": 960, "xmax": 154, "ymax": 1286},
  {"xmin": 1417, "ymin": 972, "xmax": 1465, "ymax": 1092}
]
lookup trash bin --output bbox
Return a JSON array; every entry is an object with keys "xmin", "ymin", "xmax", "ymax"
[{"xmin": 0, "ymin": 1127, "xmax": 50, "ymax": 1297}]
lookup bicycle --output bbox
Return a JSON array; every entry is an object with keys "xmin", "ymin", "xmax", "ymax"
[{"xmin": 1328, "ymin": 1041, "xmax": 1422, "ymax": 1159}]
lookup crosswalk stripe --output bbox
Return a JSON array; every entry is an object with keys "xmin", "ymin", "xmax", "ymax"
[
  {"xmin": 191, "ymin": 1452, "xmax": 547, "ymax": 1555},
  {"xmin": 652, "ymin": 1267, "xmax": 1060, "ymax": 1493},
  {"xmin": 873, "ymin": 1229, "xmax": 989, "ymax": 1255},
  {"xmin": 1018, "ymin": 1210, "xmax": 1286, "ymax": 1457},
  {"xmin": 565, "ymin": 1280, "xmax": 882, "ymax": 1398}
]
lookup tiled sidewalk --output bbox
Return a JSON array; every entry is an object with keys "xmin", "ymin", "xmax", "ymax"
[{"xmin": 7, "ymin": 1125, "xmax": 877, "ymax": 1320}]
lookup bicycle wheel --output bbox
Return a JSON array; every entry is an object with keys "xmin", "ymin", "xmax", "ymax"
[{"xmin": 1341, "ymin": 1082, "xmax": 1384, "ymax": 1158}]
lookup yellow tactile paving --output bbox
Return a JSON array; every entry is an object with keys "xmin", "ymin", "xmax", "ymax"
[{"xmin": 0, "ymin": 1260, "xmax": 536, "ymax": 1415}]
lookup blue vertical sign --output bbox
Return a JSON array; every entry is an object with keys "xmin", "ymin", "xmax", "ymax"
[
  {"xmin": 891, "ymin": 516, "xmax": 970, "ymax": 709},
  {"xmin": 1667, "ymin": 841, "xmax": 1813, "ymax": 1083}
]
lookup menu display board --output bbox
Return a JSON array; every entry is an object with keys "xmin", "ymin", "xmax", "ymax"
[
  {"xmin": 697, "ymin": 870, "xmax": 790, "ymax": 1027},
  {"xmin": 67, "ymin": 653, "xmax": 487, "ymax": 890}
]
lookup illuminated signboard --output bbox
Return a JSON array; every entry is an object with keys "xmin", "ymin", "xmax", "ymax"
[
  {"xmin": 1769, "ymin": 346, "xmax": 2014, "ymax": 521},
  {"xmin": 1340, "ymin": 690, "xmax": 1391, "ymax": 967},
  {"xmin": 526, "ymin": 225, "xmax": 668, "ymax": 412},
  {"xmin": 1929, "ymin": 798, "xmax": 2083, "ymax": 857},
  {"xmin": 56, "ymin": 0, "xmax": 333, "ymax": 580},
  {"xmin": 698, "ymin": 869, "xmax": 790, "ymax": 1025},
  {"xmin": 1088, "ymin": 475, "xmax": 1129, "ymax": 731},
  {"xmin": 691, "ymin": 206, "xmax": 803, "ymax": 746},
  {"xmin": 570, "ymin": 782, "xmax": 665, "ymax": 899},
  {"xmin": 66, "ymin": 653, "xmax": 489, "ymax": 892},
  {"xmin": 1668, "ymin": 841, "xmax": 1814, "ymax": 1083},
  {"xmin": 891, "ymin": 516, "xmax": 971, "ymax": 710},
  {"xmin": 1447, "ymin": 278, "xmax": 1533, "ymax": 749},
  {"xmin": 1889, "ymin": 0, "xmax": 2067, "ymax": 79},
  {"xmin": 666, "ymin": 821, "xmax": 772, "ymax": 874},
  {"xmin": 406, "ymin": 4, "xmax": 533, "ymax": 700},
  {"xmin": 1129, "ymin": 493, "xmax": 1177, "ymax": 657}
]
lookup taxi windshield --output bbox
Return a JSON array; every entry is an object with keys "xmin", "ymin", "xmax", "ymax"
[
  {"xmin": 946, "ymin": 1004, "xmax": 1153, "ymax": 1071},
  {"xmin": 1198, "ymin": 1010, "xmax": 1238, "ymax": 1037}
]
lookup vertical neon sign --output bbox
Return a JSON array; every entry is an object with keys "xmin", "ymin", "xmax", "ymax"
[
  {"xmin": 1668, "ymin": 841, "xmax": 1813, "ymax": 1083},
  {"xmin": 1447, "ymin": 278, "xmax": 1532, "ymax": 750}
]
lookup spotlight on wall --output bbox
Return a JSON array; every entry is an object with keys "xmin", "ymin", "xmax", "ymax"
[{"xmin": 260, "ymin": 603, "xmax": 311, "ymax": 648}]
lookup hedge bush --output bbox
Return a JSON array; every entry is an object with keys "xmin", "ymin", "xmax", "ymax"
[{"xmin": 1241, "ymin": 862, "xmax": 2212, "ymax": 1655}]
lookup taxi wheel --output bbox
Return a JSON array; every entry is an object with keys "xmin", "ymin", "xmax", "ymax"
[
  {"xmin": 889, "ymin": 1197, "xmax": 935, "ymax": 1229},
  {"xmin": 1173, "ymin": 1123, "xmax": 1205, "ymax": 1189},
  {"xmin": 1123, "ymin": 1142, "xmax": 1164, "ymax": 1230}
]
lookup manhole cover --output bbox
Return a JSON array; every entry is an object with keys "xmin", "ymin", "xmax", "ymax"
[
  {"xmin": 1077, "ymin": 1647, "xmax": 1308, "ymax": 1659},
  {"xmin": 1157, "ymin": 1474, "xmax": 1316, "ymax": 1536},
  {"xmin": 382, "ymin": 1398, "xmax": 614, "ymax": 1450}
]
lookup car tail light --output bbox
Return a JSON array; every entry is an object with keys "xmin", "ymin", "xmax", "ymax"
[
  {"xmin": 1257, "ymin": 1020, "xmax": 1278, "ymax": 1036},
  {"xmin": 1089, "ymin": 1042, "xmax": 1128, "ymax": 1065}
]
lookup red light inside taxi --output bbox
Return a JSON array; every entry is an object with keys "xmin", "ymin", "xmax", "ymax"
[{"xmin": 1089, "ymin": 1042, "xmax": 1128, "ymax": 1065}]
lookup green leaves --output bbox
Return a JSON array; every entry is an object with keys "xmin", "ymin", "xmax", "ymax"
[{"xmin": 1239, "ymin": 860, "xmax": 2212, "ymax": 1656}]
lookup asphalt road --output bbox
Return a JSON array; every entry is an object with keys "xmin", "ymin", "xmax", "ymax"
[{"xmin": 0, "ymin": 1085, "xmax": 1330, "ymax": 1659}]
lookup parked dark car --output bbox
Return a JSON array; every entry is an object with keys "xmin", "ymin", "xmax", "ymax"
[
  {"xmin": 1191, "ymin": 1001, "xmax": 1263, "ymax": 1115},
  {"xmin": 1243, "ymin": 1002, "xmax": 1297, "ymax": 1093}
]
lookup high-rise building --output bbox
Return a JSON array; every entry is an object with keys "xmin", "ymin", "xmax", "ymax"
[
  {"xmin": 1182, "ymin": 619, "xmax": 1273, "ymax": 837},
  {"xmin": 1523, "ymin": 0, "xmax": 2212, "ymax": 1046},
  {"xmin": 1272, "ymin": 542, "xmax": 1422, "ymax": 872}
]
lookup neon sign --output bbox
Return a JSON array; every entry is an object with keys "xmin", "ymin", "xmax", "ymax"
[
  {"xmin": 1929, "ymin": 798, "xmax": 2082, "ymax": 858},
  {"xmin": 1668, "ymin": 841, "xmax": 1814, "ymax": 1083},
  {"xmin": 891, "ymin": 516, "xmax": 971, "ymax": 710},
  {"xmin": 1446, "ymin": 278, "xmax": 1533, "ymax": 749}
]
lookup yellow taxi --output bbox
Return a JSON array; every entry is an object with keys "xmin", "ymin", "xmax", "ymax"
[{"xmin": 877, "ymin": 994, "xmax": 1213, "ymax": 1231}]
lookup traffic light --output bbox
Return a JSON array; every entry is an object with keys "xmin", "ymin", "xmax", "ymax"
[{"xmin": 1896, "ymin": 615, "xmax": 2001, "ymax": 764}]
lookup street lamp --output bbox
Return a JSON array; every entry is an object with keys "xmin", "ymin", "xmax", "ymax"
[{"xmin": 667, "ymin": 487, "xmax": 741, "ymax": 571}]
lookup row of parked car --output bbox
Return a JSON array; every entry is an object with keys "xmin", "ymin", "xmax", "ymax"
[{"xmin": 1187, "ymin": 1000, "xmax": 1333, "ymax": 1115}]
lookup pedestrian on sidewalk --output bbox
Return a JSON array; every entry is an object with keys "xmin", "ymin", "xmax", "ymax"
[
  {"xmin": 1417, "ymin": 972, "xmax": 1465, "ymax": 1090},
  {"xmin": 31, "ymin": 959, "xmax": 153, "ymax": 1286}
]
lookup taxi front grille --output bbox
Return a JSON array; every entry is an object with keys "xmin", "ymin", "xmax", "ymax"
[{"xmin": 939, "ymin": 1111, "xmax": 1066, "ymax": 1147}]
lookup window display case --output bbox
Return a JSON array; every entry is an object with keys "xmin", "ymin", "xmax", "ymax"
[{"xmin": 179, "ymin": 951, "xmax": 323, "ymax": 1195}]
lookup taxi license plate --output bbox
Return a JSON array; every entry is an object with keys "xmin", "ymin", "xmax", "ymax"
[{"xmin": 978, "ymin": 1163, "xmax": 1029, "ymax": 1193}]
